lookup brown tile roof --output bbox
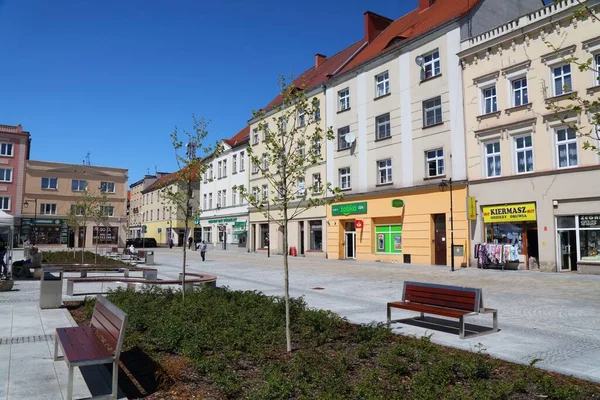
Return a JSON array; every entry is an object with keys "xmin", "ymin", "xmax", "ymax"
[
  {"xmin": 262, "ymin": 39, "xmax": 367, "ymax": 112},
  {"xmin": 224, "ymin": 125, "xmax": 250, "ymax": 148},
  {"xmin": 339, "ymin": 0, "xmax": 482, "ymax": 74},
  {"xmin": 142, "ymin": 164, "xmax": 201, "ymax": 193}
]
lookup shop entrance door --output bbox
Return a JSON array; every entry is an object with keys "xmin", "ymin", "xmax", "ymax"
[
  {"xmin": 344, "ymin": 221, "xmax": 356, "ymax": 259},
  {"xmin": 433, "ymin": 214, "xmax": 447, "ymax": 265},
  {"xmin": 557, "ymin": 230, "xmax": 577, "ymax": 271},
  {"xmin": 299, "ymin": 221, "xmax": 305, "ymax": 255}
]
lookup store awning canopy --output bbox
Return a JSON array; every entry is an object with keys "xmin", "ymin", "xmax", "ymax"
[{"xmin": 0, "ymin": 210, "xmax": 14, "ymax": 226}]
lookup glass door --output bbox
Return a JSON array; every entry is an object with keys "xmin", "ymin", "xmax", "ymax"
[
  {"xmin": 344, "ymin": 221, "xmax": 356, "ymax": 259},
  {"xmin": 556, "ymin": 216, "xmax": 577, "ymax": 272}
]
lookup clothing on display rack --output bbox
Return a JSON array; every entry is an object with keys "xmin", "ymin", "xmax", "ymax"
[{"xmin": 475, "ymin": 243, "xmax": 520, "ymax": 268}]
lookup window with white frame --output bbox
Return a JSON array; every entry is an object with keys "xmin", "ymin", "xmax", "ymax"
[
  {"xmin": 100, "ymin": 181, "xmax": 115, "ymax": 193},
  {"xmin": 0, "ymin": 143, "xmax": 13, "ymax": 157},
  {"xmin": 297, "ymin": 142, "xmax": 305, "ymax": 157},
  {"xmin": 232, "ymin": 189, "xmax": 237, "ymax": 206},
  {"xmin": 423, "ymin": 97, "xmax": 442, "ymax": 127},
  {"xmin": 313, "ymin": 99, "xmax": 321, "ymax": 121},
  {"xmin": 338, "ymin": 88, "xmax": 350, "ymax": 111},
  {"xmin": 338, "ymin": 126, "xmax": 351, "ymax": 150},
  {"xmin": 0, "ymin": 196, "xmax": 9, "ymax": 210},
  {"xmin": 339, "ymin": 167, "xmax": 351, "ymax": 190},
  {"xmin": 297, "ymin": 177, "xmax": 306, "ymax": 196},
  {"xmin": 262, "ymin": 124, "xmax": 268, "ymax": 140},
  {"xmin": 71, "ymin": 179, "xmax": 87, "ymax": 191},
  {"xmin": 482, "ymin": 86, "xmax": 498, "ymax": 114},
  {"xmin": 223, "ymin": 159, "xmax": 227, "ymax": 177},
  {"xmin": 375, "ymin": 113, "xmax": 391, "ymax": 140},
  {"xmin": 203, "ymin": 194, "xmax": 207, "ymax": 210},
  {"xmin": 71, "ymin": 205, "xmax": 84, "ymax": 216},
  {"xmin": 0, "ymin": 168, "xmax": 12, "ymax": 182},
  {"xmin": 485, "ymin": 141, "xmax": 501, "ymax": 177},
  {"xmin": 375, "ymin": 71, "xmax": 390, "ymax": 97},
  {"xmin": 252, "ymin": 161, "xmax": 259, "ymax": 174},
  {"xmin": 100, "ymin": 205, "xmax": 114, "ymax": 217},
  {"xmin": 511, "ymin": 77, "xmax": 529, "ymax": 107},
  {"xmin": 240, "ymin": 151, "xmax": 245, "ymax": 171},
  {"xmin": 42, "ymin": 177, "xmax": 58, "ymax": 190},
  {"xmin": 378, "ymin": 159, "xmax": 392, "ymax": 184},
  {"xmin": 217, "ymin": 191, "xmax": 221, "ymax": 207},
  {"xmin": 423, "ymin": 50, "xmax": 441, "ymax": 79},
  {"xmin": 203, "ymin": 171, "xmax": 208, "ymax": 183},
  {"xmin": 262, "ymin": 184, "xmax": 268, "ymax": 200},
  {"xmin": 262, "ymin": 153, "xmax": 268, "ymax": 169},
  {"xmin": 217, "ymin": 161, "xmax": 222, "ymax": 178},
  {"xmin": 222, "ymin": 189, "xmax": 226, "ymax": 207},
  {"xmin": 232, "ymin": 154, "xmax": 237, "ymax": 173},
  {"xmin": 313, "ymin": 173, "xmax": 321, "ymax": 193},
  {"xmin": 298, "ymin": 109, "xmax": 306, "ymax": 127},
  {"xmin": 209, "ymin": 163, "xmax": 214, "ymax": 179},
  {"xmin": 209, "ymin": 193, "xmax": 213, "ymax": 209},
  {"xmin": 252, "ymin": 187, "xmax": 259, "ymax": 201},
  {"xmin": 313, "ymin": 140, "xmax": 321, "ymax": 156},
  {"xmin": 515, "ymin": 135, "xmax": 534, "ymax": 173},
  {"xmin": 40, "ymin": 203, "xmax": 57, "ymax": 215},
  {"xmin": 252, "ymin": 128, "xmax": 259, "ymax": 145},
  {"xmin": 552, "ymin": 64, "xmax": 572, "ymax": 96},
  {"xmin": 426, "ymin": 149, "xmax": 444, "ymax": 177},
  {"xmin": 595, "ymin": 54, "xmax": 600, "ymax": 86},
  {"xmin": 556, "ymin": 127, "xmax": 578, "ymax": 168}
]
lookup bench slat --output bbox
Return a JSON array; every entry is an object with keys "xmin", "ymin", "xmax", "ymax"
[
  {"xmin": 57, "ymin": 326, "xmax": 112, "ymax": 364},
  {"xmin": 388, "ymin": 301, "xmax": 471, "ymax": 318},
  {"xmin": 406, "ymin": 285, "xmax": 477, "ymax": 298},
  {"xmin": 92, "ymin": 302, "xmax": 122, "ymax": 350},
  {"xmin": 405, "ymin": 290, "xmax": 475, "ymax": 305},
  {"xmin": 404, "ymin": 294, "xmax": 476, "ymax": 311}
]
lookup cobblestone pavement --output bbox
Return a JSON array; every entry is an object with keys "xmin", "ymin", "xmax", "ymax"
[{"xmin": 3, "ymin": 246, "xmax": 600, "ymax": 388}]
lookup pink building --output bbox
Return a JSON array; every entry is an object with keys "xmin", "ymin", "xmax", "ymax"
[{"xmin": 0, "ymin": 124, "xmax": 31, "ymax": 240}]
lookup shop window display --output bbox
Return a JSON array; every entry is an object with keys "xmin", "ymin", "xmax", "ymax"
[
  {"xmin": 580, "ymin": 230, "xmax": 600, "ymax": 261},
  {"xmin": 485, "ymin": 223, "xmax": 523, "ymax": 254},
  {"xmin": 375, "ymin": 225, "xmax": 402, "ymax": 254}
]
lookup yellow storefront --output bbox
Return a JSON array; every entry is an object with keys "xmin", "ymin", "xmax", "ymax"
[{"xmin": 326, "ymin": 187, "xmax": 468, "ymax": 266}]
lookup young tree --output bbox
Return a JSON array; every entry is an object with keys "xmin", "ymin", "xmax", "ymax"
[
  {"xmin": 64, "ymin": 207, "xmax": 82, "ymax": 260},
  {"xmin": 68, "ymin": 190, "xmax": 106, "ymax": 263},
  {"xmin": 160, "ymin": 115, "xmax": 220, "ymax": 299},
  {"xmin": 89, "ymin": 191, "xmax": 110, "ymax": 263},
  {"xmin": 545, "ymin": 0, "xmax": 600, "ymax": 155},
  {"xmin": 235, "ymin": 78, "xmax": 343, "ymax": 352}
]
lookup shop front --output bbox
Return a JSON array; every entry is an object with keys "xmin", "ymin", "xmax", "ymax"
[
  {"xmin": 200, "ymin": 216, "xmax": 248, "ymax": 252},
  {"xmin": 21, "ymin": 218, "xmax": 68, "ymax": 245},
  {"xmin": 326, "ymin": 187, "xmax": 468, "ymax": 266},
  {"xmin": 555, "ymin": 214, "xmax": 600, "ymax": 273}
]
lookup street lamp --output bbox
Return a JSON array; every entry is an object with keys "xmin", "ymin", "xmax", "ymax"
[
  {"xmin": 438, "ymin": 179, "xmax": 455, "ymax": 272},
  {"xmin": 216, "ymin": 203, "xmax": 226, "ymax": 250},
  {"xmin": 23, "ymin": 199, "xmax": 37, "ymax": 246}
]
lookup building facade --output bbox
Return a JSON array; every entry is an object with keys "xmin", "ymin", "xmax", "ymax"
[
  {"xmin": 23, "ymin": 160, "xmax": 128, "ymax": 248},
  {"xmin": 198, "ymin": 126, "xmax": 249, "ymax": 251},
  {"xmin": 459, "ymin": 0, "xmax": 600, "ymax": 273},
  {"xmin": 0, "ymin": 124, "xmax": 31, "ymax": 243},
  {"xmin": 128, "ymin": 173, "xmax": 167, "ymax": 239},
  {"xmin": 324, "ymin": 0, "xmax": 541, "ymax": 265}
]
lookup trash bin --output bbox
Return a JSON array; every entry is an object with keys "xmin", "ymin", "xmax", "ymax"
[
  {"xmin": 40, "ymin": 267, "xmax": 64, "ymax": 309},
  {"xmin": 145, "ymin": 251, "xmax": 154, "ymax": 265}
]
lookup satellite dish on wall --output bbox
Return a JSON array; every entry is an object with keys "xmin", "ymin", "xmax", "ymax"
[
  {"xmin": 344, "ymin": 132, "xmax": 356, "ymax": 144},
  {"xmin": 415, "ymin": 55, "xmax": 424, "ymax": 67}
]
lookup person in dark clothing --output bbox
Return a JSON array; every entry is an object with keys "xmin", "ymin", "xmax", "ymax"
[
  {"xmin": 169, "ymin": 238, "xmax": 174, "ymax": 249},
  {"xmin": 188, "ymin": 236, "xmax": 193, "ymax": 250},
  {"xmin": 199, "ymin": 240, "xmax": 207, "ymax": 261},
  {"xmin": 0, "ymin": 238, "xmax": 6, "ymax": 278}
]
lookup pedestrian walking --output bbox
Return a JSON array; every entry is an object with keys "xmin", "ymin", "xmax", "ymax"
[
  {"xmin": 0, "ymin": 238, "xmax": 7, "ymax": 278},
  {"xmin": 199, "ymin": 240, "xmax": 207, "ymax": 261},
  {"xmin": 169, "ymin": 237, "xmax": 174, "ymax": 249},
  {"xmin": 188, "ymin": 236, "xmax": 193, "ymax": 250}
]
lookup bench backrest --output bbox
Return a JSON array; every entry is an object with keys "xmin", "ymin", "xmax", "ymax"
[
  {"xmin": 402, "ymin": 281, "xmax": 481, "ymax": 312},
  {"xmin": 91, "ymin": 295, "xmax": 128, "ymax": 358}
]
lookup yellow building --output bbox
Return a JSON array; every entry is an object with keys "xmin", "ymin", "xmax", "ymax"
[{"xmin": 326, "ymin": 185, "xmax": 468, "ymax": 267}]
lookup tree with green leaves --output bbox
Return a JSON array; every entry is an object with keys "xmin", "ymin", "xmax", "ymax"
[
  {"xmin": 67, "ymin": 189, "xmax": 108, "ymax": 263},
  {"xmin": 545, "ymin": 0, "xmax": 600, "ymax": 155},
  {"xmin": 160, "ymin": 115, "xmax": 220, "ymax": 299},
  {"xmin": 89, "ymin": 191, "xmax": 110, "ymax": 263},
  {"xmin": 235, "ymin": 78, "xmax": 343, "ymax": 352}
]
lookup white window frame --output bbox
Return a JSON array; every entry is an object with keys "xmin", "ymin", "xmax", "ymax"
[
  {"xmin": 222, "ymin": 189, "xmax": 226, "ymax": 207},
  {"xmin": 297, "ymin": 109, "xmax": 306, "ymax": 127},
  {"xmin": 313, "ymin": 140, "xmax": 322, "ymax": 156},
  {"xmin": 209, "ymin": 164, "xmax": 214, "ymax": 180},
  {"xmin": 100, "ymin": 181, "xmax": 115, "ymax": 193},
  {"xmin": 217, "ymin": 161, "xmax": 222, "ymax": 179},
  {"xmin": 423, "ymin": 50, "xmax": 441, "ymax": 79},
  {"xmin": 510, "ymin": 76, "xmax": 529, "ymax": 107},
  {"xmin": 375, "ymin": 71, "xmax": 390, "ymax": 97},
  {"xmin": 262, "ymin": 153, "xmax": 268, "ymax": 169},
  {"xmin": 423, "ymin": 97, "xmax": 442, "ymax": 127},
  {"xmin": 556, "ymin": 127, "xmax": 578, "ymax": 168},
  {"xmin": 514, "ymin": 134, "xmax": 534, "ymax": 174},
  {"xmin": 203, "ymin": 194, "xmax": 207, "ymax": 210},
  {"xmin": 72, "ymin": 179, "xmax": 87, "ymax": 192},
  {"xmin": 484, "ymin": 141, "xmax": 502, "ymax": 178},
  {"xmin": 262, "ymin": 124, "xmax": 268, "ymax": 140},
  {"xmin": 297, "ymin": 177, "xmax": 305, "ymax": 196},
  {"xmin": 222, "ymin": 159, "xmax": 227, "ymax": 177},
  {"xmin": 232, "ymin": 154, "xmax": 237, "ymax": 173},
  {"xmin": 312, "ymin": 173, "xmax": 322, "ymax": 193},
  {"xmin": 482, "ymin": 85, "xmax": 498, "ymax": 114},
  {"xmin": 338, "ymin": 88, "xmax": 350, "ymax": 111},
  {"xmin": 252, "ymin": 187, "xmax": 259, "ymax": 201},
  {"xmin": 40, "ymin": 203, "xmax": 57, "ymax": 215},
  {"xmin": 41, "ymin": 177, "xmax": 58, "ymax": 190},
  {"xmin": 0, "ymin": 168, "xmax": 12, "ymax": 183},
  {"xmin": 252, "ymin": 161, "xmax": 259, "ymax": 174},
  {"xmin": 240, "ymin": 151, "xmax": 245, "ymax": 171},
  {"xmin": 209, "ymin": 193, "xmax": 213, "ymax": 209},
  {"xmin": 232, "ymin": 189, "xmax": 237, "ymax": 206},
  {"xmin": 338, "ymin": 126, "xmax": 351, "ymax": 150},
  {"xmin": 0, "ymin": 143, "xmax": 13, "ymax": 157},
  {"xmin": 377, "ymin": 159, "xmax": 393, "ymax": 184},
  {"xmin": 338, "ymin": 167, "xmax": 351, "ymax": 190},
  {"xmin": 375, "ymin": 113, "xmax": 391, "ymax": 140},
  {"xmin": 0, "ymin": 196, "xmax": 9, "ymax": 211},
  {"xmin": 100, "ymin": 205, "xmax": 115, "ymax": 217},
  {"xmin": 425, "ymin": 148, "xmax": 444, "ymax": 178},
  {"xmin": 552, "ymin": 64, "xmax": 572, "ymax": 96},
  {"xmin": 594, "ymin": 53, "xmax": 600, "ymax": 86},
  {"xmin": 262, "ymin": 184, "xmax": 268, "ymax": 200},
  {"xmin": 252, "ymin": 128, "xmax": 259, "ymax": 145}
]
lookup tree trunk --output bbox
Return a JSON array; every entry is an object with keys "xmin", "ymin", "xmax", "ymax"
[
  {"xmin": 182, "ymin": 223, "xmax": 187, "ymax": 300},
  {"xmin": 283, "ymin": 209, "xmax": 291, "ymax": 352},
  {"xmin": 81, "ymin": 224, "xmax": 85, "ymax": 264}
]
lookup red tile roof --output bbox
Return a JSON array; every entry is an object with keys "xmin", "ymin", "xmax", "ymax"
[
  {"xmin": 262, "ymin": 39, "xmax": 367, "ymax": 111},
  {"xmin": 339, "ymin": 0, "xmax": 482, "ymax": 74},
  {"xmin": 142, "ymin": 164, "xmax": 201, "ymax": 193},
  {"xmin": 224, "ymin": 125, "xmax": 250, "ymax": 148}
]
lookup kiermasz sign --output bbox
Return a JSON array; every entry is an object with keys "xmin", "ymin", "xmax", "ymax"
[{"xmin": 482, "ymin": 203, "xmax": 536, "ymax": 223}]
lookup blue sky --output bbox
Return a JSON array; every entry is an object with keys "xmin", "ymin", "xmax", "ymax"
[{"xmin": 0, "ymin": 0, "xmax": 412, "ymax": 184}]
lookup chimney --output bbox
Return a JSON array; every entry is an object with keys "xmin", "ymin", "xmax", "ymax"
[
  {"xmin": 364, "ymin": 11, "xmax": 393, "ymax": 43},
  {"xmin": 418, "ymin": 0, "xmax": 435, "ymax": 11},
  {"xmin": 315, "ymin": 53, "xmax": 326, "ymax": 68}
]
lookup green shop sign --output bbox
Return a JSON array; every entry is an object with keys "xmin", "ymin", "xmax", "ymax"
[
  {"xmin": 331, "ymin": 202, "xmax": 367, "ymax": 216},
  {"xmin": 22, "ymin": 218, "xmax": 65, "ymax": 225},
  {"xmin": 391, "ymin": 199, "xmax": 404, "ymax": 208},
  {"xmin": 208, "ymin": 217, "xmax": 238, "ymax": 224}
]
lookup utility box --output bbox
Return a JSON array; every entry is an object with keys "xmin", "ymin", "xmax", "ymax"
[
  {"xmin": 145, "ymin": 251, "xmax": 154, "ymax": 265},
  {"xmin": 40, "ymin": 267, "xmax": 64, "ymax": 309}
]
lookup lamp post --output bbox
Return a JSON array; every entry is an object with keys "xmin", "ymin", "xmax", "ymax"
[
  {"xmin": 438, "ymin": 179, "xmax": 455, "ymax": 272},
  {"xmin": 23, "ymin": 199, "xmax": 37, "ymax": 246},
  {"xmin": 267, "ymin": 199, "xmax": 270, "ymax": 258}
]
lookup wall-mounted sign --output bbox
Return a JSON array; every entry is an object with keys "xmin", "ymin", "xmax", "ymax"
[
  {"xmin": 332, "ymin": 201, "xmax": 367, "ymax": 216},
  {"xmin": 482, "ymin": 202, "xmax": 536, "ymax": 223},
  {"xmin": 467, "ymin": 197, "xmax": 477, "ymax": 220},
  {"xmin": 355, "ymin": 220, "xmax": 364, "ymax": 229},
  {"xmin": 579, "ymin": 215, "xmax": 600, "ymax": 228},
  {"xmin": 22, "ymin": 218, "xmax": 64, "ymax": 225},
  {"xmin": 377, "ymin": 234, "xmax": 385, "ymax": 250},
  {"xmin": 208, "ymin": 217, "xmax": 237, "ymax": 224},
  {"xmin": 391, "ymin": 199, "xmax": 404, "ymax": 208}
]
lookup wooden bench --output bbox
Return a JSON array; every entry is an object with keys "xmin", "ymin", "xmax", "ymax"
[
  {"xmin": 66, "ymin": 274, "xmax": 217, "ymax": 296},
  {"xmin": 387, "ymin": 281, "xmax": 498, "ymax": 339},
  {"xmin": 54, "ymin": 295, "xmax": 127, "ymax": 400},
  {"xmin": 47, "ymin": 263, "xmax": 158, "ymax": 280}
]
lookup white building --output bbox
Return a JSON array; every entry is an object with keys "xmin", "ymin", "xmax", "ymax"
[{"xmin": 198, "ymin": 126, "xmax": 250, "ymax": 251}]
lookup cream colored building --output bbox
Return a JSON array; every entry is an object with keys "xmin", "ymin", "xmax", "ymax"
[
  {"xmin": 128, "ymin": 173, "xmax": 167, "ymax": 239},
  {"xmin": 458, "ymin": 0, "xmax": 600, "ymax": 273},
  {"xmin": 323, "ymin": 0, "xmax": 540, "ymax": 265},
  {"xmin": 23, "ymin": 160, "xmax": 128, "ymax": 248}
]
